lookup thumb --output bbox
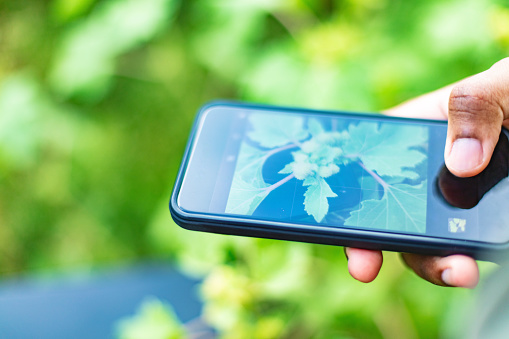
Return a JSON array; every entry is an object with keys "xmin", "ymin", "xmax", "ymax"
[{"xmin": 445, "ymin": 58, "xmax": 509, "ymax": 177}]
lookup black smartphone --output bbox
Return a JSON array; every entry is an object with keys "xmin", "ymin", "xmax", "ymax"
[{"xmin": 170, "ymin": 102, "xmax": 509, "ymax": 260}]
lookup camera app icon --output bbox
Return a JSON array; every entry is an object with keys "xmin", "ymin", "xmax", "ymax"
[{"xmin": 448, "ymin": 218, "xmax": 466, "ymax": 233}]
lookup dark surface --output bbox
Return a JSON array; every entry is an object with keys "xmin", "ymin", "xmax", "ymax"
[
  {"xmin": 438, "ymin": 130, "xmax": 509, "ymax": 209},
  {"xmin": 0, "ymin": 263, "xmax": 202, "ymax": 339}
]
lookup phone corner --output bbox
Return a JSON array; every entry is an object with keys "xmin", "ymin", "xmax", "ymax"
[
  {"xmin": 168, "ymin": 197, "xmax": 189, "ymax": 229},
  {"xmin": 198, "ymin": 99, "xmax": 239, "ymax": 114}
]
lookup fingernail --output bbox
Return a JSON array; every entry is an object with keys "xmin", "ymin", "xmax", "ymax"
[
  {"xmin": 442, "ymin": 268, "xmax": 453, "ymax": 286},
  {"xmin": 448, "ymin": 138, "xmax": 483, "ymax": 172}
]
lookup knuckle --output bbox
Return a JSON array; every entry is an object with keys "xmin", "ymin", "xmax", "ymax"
[
  {"xmin": 403, "ymin": 253, "xmax": 443, "ymax": 285},
  {"xmin": 449, "ymin": 85, "xmax": 502, "ymax": 125}
]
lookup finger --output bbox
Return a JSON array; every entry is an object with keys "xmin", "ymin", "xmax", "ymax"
[
  {"xmin": 401, "ymin": 253, "xmax": 479, "ymax": 288},
  {"xmin": 445, "ymin": 58, "xmax": 509, "ymax": 177},
  {"xmin": 383, "ymin": 84, "xmax": 453, "ymax": 120},
  {"xmin": 344, "ymin": 247, "xmax": 383, "ymax": 283}
]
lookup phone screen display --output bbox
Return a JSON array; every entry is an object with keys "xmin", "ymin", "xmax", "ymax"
[{"xmin": 178, "ymin": 106, "xmax": 509, "ymax": 244}]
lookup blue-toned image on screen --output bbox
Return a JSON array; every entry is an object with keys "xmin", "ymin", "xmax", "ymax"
[{"xmin": 224, "ymin": 111, "xmax": 429, "ymax": 234}]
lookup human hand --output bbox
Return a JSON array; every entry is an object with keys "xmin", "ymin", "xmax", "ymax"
[{"xmin": 346, "ymin": 58, "xmax": 509, "ymax": 288}]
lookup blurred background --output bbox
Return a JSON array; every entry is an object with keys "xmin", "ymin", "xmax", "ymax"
[{"xmin": 1, "ymin": 0, "xmax": 509, "ymax": 337}]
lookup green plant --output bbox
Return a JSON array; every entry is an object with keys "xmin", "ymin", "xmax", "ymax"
[{"xmin": 0, "ymin": 0, "xmax": 506, "ymax": 337}]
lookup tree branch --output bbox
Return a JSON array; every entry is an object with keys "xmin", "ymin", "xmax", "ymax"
[
  {"xmin": 264, "ymin": 173, "xmax": 295, "ymax": 193},
  {"xmin": 358, "ymin": 161, "xmax": 388, "ymax": 189}
]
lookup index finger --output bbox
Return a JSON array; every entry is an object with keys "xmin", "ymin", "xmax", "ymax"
[{"xmin": 383, "ymin": 84, "xmax": 453, "ymax": 120}]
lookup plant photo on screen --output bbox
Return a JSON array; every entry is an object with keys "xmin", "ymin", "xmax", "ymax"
[
  {"xmin": 4, "ymin": 0, "xmax": 508, "ymax": 336},
  {"xmin": 226, "ymin": 112, "xmax": 428, "ymax": 233}
]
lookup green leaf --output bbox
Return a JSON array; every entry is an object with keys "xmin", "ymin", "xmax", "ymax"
[
  {"xmin": 343, "ymin": 122, "xmax": 427, "ymax": 179},
  {"xmin": 278, "ymin": 163, "xmax": 293, "ymax": 174},
  {"xmin": 358, "ymin": 175, "xmax": 381, "ymax": 201},
  {"xmin": 345, "ymin": 181, "xmax": 427, "ymax": 233},
  {"xmin": 51, "ymin": 0, "xmax": 96, "ymax": 23},
  {"xmin": 0, "ymin": 75, "xmax": 42, "ymax": 167},
  {"xmin": 115, "ymin": 298, "xmax": 186, "ymax": 339},
  {"xmin": 248, "ymin": 113, "xmax": 309, "ymax": 148},
  {"xmin": 282, "ymin": 130, "xmax": 344, "ymax": 182},
  {"xmin": 233, "ymin": 142, "xmax": 269, "ymax": 184},
  {"xmin": 49, "ymin": 0, "xmax": 177, "ymax": 100},
  {"xmin": 225, "ymin": 176, "xmax": 270, "ymax": 215},
  {"xmin": 303, "ymin": 177, "xmax": 337, "ymax": 223},
  {"xmin": 303, "ymin": 176, "xmax": 317, "ymax": 186},
  {"xmin": 225, "ymin": 142, "xmax": 270, "ymax": 215}
]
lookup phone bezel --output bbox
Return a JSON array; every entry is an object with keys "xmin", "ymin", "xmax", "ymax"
[{"xmin": 170, "ymin": 101, "xmax": 509, "ymax": 261}]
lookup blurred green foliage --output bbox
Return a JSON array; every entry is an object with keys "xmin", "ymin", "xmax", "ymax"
[
  {"xmin": 116, "ymin": 298, "xmax": 187, "ymax": 339},
  {"xmin": 1, "ymin": 0, "xmax": 508, "ymax": 337}
]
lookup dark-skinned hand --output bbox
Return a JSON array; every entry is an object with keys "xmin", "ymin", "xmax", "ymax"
[{"xmin": 346, "ymin": 58, "xmax": 509, "ymax": 288}]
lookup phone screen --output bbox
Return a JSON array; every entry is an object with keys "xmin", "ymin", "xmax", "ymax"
[{"xmin": 178, "ymin": 105, "xmax": 509, "ymax": 244}]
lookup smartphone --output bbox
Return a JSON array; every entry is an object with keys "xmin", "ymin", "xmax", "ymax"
[{"xmin": 170, "ymin": 102, "xmax": 509, "ymax": 260}]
